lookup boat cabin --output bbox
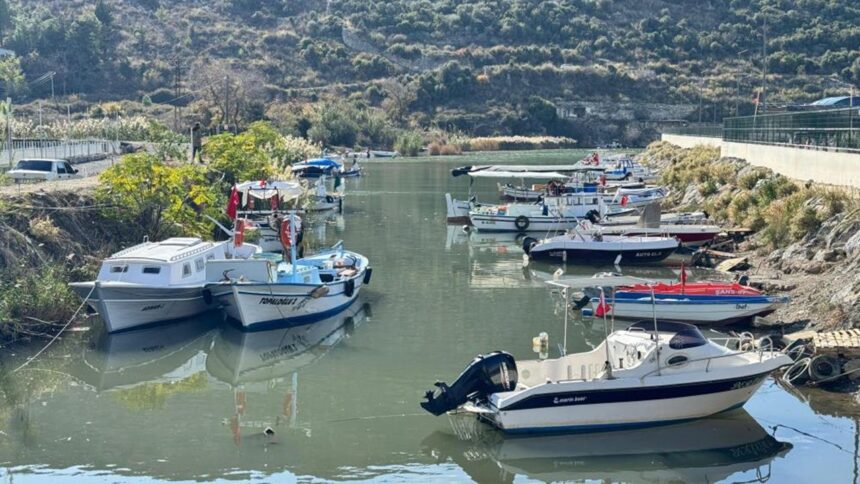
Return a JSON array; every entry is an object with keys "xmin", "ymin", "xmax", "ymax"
[
  {"xmin": 98, "ymin": 238, "xmax": 226, "ymax": 287},
  {"xmin": 512, "ymin": 321, "xmax": 726, "ymax": 390}
]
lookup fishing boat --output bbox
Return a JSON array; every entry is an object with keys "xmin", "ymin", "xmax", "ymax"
[
  {"xmin": 582, "ymin": 273, "xmax": 789, "ymax": 326},
  {"xmin": 305, "ymin": 177, "xmax": 344, "ymax": 212},
  {"xmin": 291, "ymin": 158, "xmax": 342, "ymax": 178},
  {"xmin": 232, "ymin": 180, "xmax": 306, "ymax": 253},
  {"xmin": 69, "ymin": 237, "xmax": 258, "ymax": 333},
  {"xmin": 446, "ymin": 164, "xmax": 585, "ymax": 223},
  {"xmin": 603, "ymin": 156, "xmax": 659, "ymax": 182},
  {"xmin": 420, "ymin": 277, "xmax": 792, "ymax": 433},
  {"xmin": 469, "ymin": 193, "xmax": 608, "ymax": 232},
  {"xmin": 522, "ymin": 229, "xmax": 679, "ymax": 264},
  {"xmin": 369, "ymin": 150, "xmax": 399, "ymax": 158},
  {"xmin": 205, "ymin": 216, "xmax": 371, "ymax": 330}
]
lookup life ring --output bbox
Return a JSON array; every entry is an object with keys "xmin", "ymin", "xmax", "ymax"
[
  {"xmin": 234, "ymin": 219, "xmax": 246, "ymax": 247},
  {"xmin": 279, "ymin": 218, "xmax": 292, "ymax": 248},
  {"xmin": 586, "ymin": 209, "xmax": 601, "ymax": 224},
  {"xmin": 514, "ymin": 215, "xmax": 530, "ymax": 232}
]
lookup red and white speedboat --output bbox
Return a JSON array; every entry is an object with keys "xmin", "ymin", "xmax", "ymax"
[{"xmin": 585, "ymin": 277, "xmax": 789, "ymax": 326}]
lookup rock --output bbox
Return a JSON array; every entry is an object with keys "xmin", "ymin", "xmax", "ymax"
[
  {"xmin": 803, "ymin": 261, "xmax": 827, "ymax": 274},
  {"xmin": 813, "ymin": 248, "xmax": 844, "ymax": 263},
  {"xmin": 766, "ymin": 249, "xmax": 784, "ymax": 266},
  {"xmin": 845, "ymin": 230, "xmax": 860, "ymax": 256},
  {"xmin": 680, "ymin": 184, "xmax": 704, "ymax": 206}
]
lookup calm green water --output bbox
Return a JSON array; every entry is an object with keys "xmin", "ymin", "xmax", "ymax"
[{"xmin": 1, "ymin": 150, "xmax": 858, "ymax": 483}]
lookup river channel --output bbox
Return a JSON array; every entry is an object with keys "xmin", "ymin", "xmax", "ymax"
[{"xmin": 0, "ymin": 150, "xmax": 857, "ymax": 482}]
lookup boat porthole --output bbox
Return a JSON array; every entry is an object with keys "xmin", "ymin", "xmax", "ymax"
[{"xmin": 666, "ymin": 354, "xmax": 688, "ymax": 367}]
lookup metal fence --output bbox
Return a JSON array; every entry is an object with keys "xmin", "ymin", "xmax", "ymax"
[
  {"xmin": 661, "ymin": 124, "xmax": 723, "ymax": 138},
  {"xmin": 723, "ymin": 107, "xmax": 859, "ymax": 152},
  {"xmin": 1, "ymin": 139, "xmax": 120, "ymax": 169}
]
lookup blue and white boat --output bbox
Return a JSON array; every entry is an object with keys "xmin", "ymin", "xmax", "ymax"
[
  {"xmin": 291, "ymin": 158, "xmax": 342, "ymax": 178},
  {"xmin": 582, "ymin": 279, "xmax": 789, "ymax": 326},
  {"xmin": 420, "ymin": 277, "xmax": 791, "ymax": 433},
  {"xmin": 603, "ymin": 156, "xmax": 659, "ymax": 182},
  {"xmin": 205, "ymin": 219, "xmax": 371, "ymax": 330}
]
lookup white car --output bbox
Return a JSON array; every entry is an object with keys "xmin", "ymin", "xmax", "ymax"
[{"xmin": 8, "ymin": 158, "xmax": 81, "ymax": 183}]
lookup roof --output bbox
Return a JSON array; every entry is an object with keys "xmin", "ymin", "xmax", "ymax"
[
  {"xmin": 109, "ymin": 237, "xmax": 213, "ymax": 262},
  {"xmin": 809, "ymin": 96, "xmax": 860, "ymax": 106}
]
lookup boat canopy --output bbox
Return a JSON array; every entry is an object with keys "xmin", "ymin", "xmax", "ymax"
[
  {"xmin": 452, "ymin": 164, "xmax": 603, "ymax": 178},
  {"xmin": 235, "ymin": 180, "xmax": 303, "ymax": 200},
  {"xmin": 299, "ymin": 158, "xmax": 341, "ymax": 168}
]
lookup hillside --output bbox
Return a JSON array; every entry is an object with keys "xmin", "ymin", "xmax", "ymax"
[{"xmin": 0, "ymin": 0, "xmax": 858, "ymax": 145}]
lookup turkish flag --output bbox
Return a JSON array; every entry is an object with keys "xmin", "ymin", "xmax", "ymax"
[
  {"xmin": 595, "ymin": 290, "xmax": 612, "ymax": 317},
  {"xmin": 226, "ymin": 185, "xmax": 239, "ymax": 220}
]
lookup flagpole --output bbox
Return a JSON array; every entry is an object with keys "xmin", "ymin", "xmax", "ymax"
[{"xmin": 601, "ymin": 287, "xmax": 614, "ymax": 379}]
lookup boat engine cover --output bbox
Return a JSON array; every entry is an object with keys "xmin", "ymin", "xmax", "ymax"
[{"xmin": 420, "ymin": 351, "xmax": 517, "ymax": 416}]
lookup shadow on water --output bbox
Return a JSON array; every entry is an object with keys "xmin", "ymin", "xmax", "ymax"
[{"xmin": 422, "ymin": 410, "xmax": 792, "ymax": 483}]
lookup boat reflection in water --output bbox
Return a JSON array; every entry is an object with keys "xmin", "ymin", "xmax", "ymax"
[
  {"xmin": 72, "ymin": 316, "xmax": 215, "ymax": 392},
  {"xmin": 423, "ymin": 410, "xmax": 791, "ymax": 483},
  {"xmin": 206, "ymin": 301, "xmax": 371, "ymax": 445}
]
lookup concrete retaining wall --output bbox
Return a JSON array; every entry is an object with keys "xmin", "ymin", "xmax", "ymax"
[
  {"xmin": 660, "ymin": 134, "xmax": 721, "ymax": 149},
  {"xmin": 722, "ymin": 142, "xmax": 860, "ymax": 188},
  {"xmin": 660, "ymin": 133, "xmax": 860, "ymax": 188}
]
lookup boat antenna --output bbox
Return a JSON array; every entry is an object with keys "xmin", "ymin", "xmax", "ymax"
[
  {"xmin": 651, "ymin": 284, "xmax": 661, "ymax": 376},
  {"xmin": 601, "ymin": 287, "xmax": 614, "ymax": 379}
]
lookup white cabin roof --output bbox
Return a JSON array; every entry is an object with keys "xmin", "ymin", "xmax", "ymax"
[{"xmin": 108, "ymin": 238, "xmax": 216, "ymax": 263}]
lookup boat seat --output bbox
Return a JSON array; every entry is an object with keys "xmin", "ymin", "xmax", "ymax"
[{"xmin": 338, "ymin": 268, "xmax": 357, "ymax": 277}]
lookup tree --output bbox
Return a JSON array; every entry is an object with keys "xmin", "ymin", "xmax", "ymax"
[
  {"xmin": 380, "ymin": 79, "xmax": 417, "ymax": 123},
  {"xmin": 191, "ymin": 60, "xmax": 265, "ymax": 130},
  {"xmin": 0, "ymin": 0, "xmax": 10, "ymax": 38},
  {"xmin": 97, "ymin": 153, "xmax": 222, "ymax": 240},
  {"xmin": 0, "ymin": 56, "xmax": 26, "ymax": 99}
]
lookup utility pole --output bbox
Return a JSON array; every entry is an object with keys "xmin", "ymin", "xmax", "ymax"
[
  {"xmin": 735, "ymin": 50, "xmax": 748, "ymax": 117},
  {"xmin": 5, "ymin": 97, "xmax": 12, "ymax": 169},
  {"xmin": 698, "ymin": 78, "xmax": 704, "ymax": 123},
  {"xmin": 761, "ymin": 13, "xmax": 768, "ymax": 113}
]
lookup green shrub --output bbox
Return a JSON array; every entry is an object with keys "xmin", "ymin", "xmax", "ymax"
[
  {"xmin": 394, "ymin": 131, "xmax": 423, "ymax": 156},
  {"xmin": 0, "ymin": 265, "xmax": 79, "ymax": 334}
]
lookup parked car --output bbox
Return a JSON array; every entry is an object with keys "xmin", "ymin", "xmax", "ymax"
[{"xmin": 7, "ymin": 158, "xmax": 81, "ymax": 183}]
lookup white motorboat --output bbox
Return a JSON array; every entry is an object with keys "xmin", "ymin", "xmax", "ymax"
[
  {"xmin": 601, "ymin": 155, "xmax": 659, "ymax": 182},
  {"xmin": 69, "ymin": 237, "xmax": 258, "ymax": 333},
  {"xmin": 420, "ymin": 277, "xmax": 792, "ymax": 433},
  {"xmin": 205, "ymin": 219, "xmax": 371, "ymax": 330},
  {"xmin": 523, "ymin": 229, "xmax": 679, "ymax": 264},
  {"xmin": 305, "ymin": 177, "xmax": 343, "ymax": 211},
  {"xmin": 469, "ymin": 193, "xmax": 608, "ymax": 232}
]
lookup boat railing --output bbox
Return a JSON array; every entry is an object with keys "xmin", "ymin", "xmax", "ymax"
[
  {"xmin": 638, "ymin": 337, "xmax": 781, "ymax": 380},
  {"xmin": 168, "ymin": 242, "xmax": 215, "ymax": 262}
]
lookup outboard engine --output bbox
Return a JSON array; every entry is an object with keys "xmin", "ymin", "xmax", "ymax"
[{"xmin": 420, "ymin": 352, "xmax": 517, "ymax": 416}]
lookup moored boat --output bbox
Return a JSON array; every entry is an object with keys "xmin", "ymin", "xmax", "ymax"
[
  {"xmin": 205, "ymin": 216, "xmax": 370, "ymax": 331},
  {"xmin": 69, "ymin": 237, "xmax": 258, "ymax": 333},
  {"xmin": 523, "ymin": 230, "xmax": 679, "ymax": 264},
  {"xmin": 420, "ymin": 314, "xmax": 791, "ymax": 433},
  {"xmin": 584, "ymin": 278, "xmax": 790, "ymax": 326},
  {"xmin": 469, "ymin": 193, "xmax": 607, "ymax": 232}
]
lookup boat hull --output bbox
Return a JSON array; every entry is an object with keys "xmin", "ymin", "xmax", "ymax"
[
  {"xmin": 208, "ymin": 271, "xmax": 365, "ymax": 330},
  {"xmin": 470, "ymin": 213, "xmax": 583, "ymax": 232},
  {"xmin": 528, "ymin": 245, "xmax": 677, "ymax": 264},
  {"xmin": 485, "ymin": 372, "xmax": 773, "ymax": 433},
  {"xmin": 69, "ymin": 282, "xmax": 211, "ymax": 333},
  {"xmin": 592, "ymin": 296, "xmax": 786, "ymax": 325}
]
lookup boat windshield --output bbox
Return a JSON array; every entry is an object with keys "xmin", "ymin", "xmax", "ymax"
[{"xmin": 627, "ymin": 320, "xmax": 708, "ymax": 349}]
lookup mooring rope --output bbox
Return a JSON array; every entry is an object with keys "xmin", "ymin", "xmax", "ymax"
[{"xmin": 11, "ymin": 283, "xmax": 96, "ymax": 374}]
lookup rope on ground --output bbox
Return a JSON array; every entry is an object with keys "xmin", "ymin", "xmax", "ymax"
[{"xmin": 11, "ymin": 284, "xmax": 95, "ymax": 374}]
